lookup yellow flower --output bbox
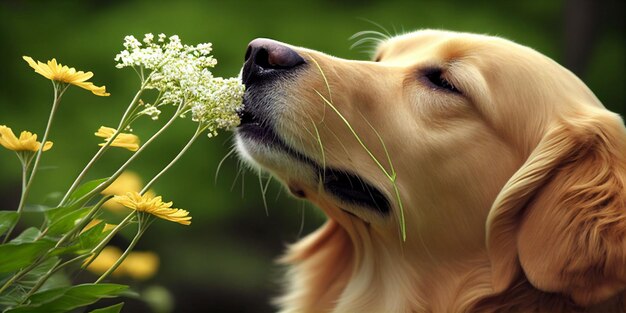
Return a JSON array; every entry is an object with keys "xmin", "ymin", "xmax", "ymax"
[
  {"xmin": 85, "ymin": 246, "xmax": 159, "ymax": 280},
  {"xmin": 101, "ymin": 171, "xmax": 143, "ymax": 211},
  {"xmin": 0, "ymin": 125, "xmax": 53, "ymax": 152},
  {"xmin": 113, "ymin": 192, "xmax": 191, "ymax": 225},
  {"xmin": 95, "ymin": 126, "xmax": 140, "ymax": 152},
  {"xmin": 86, "ymin": 246, "xmax": 124, "ymax": 276},
  {"xmin": 122, "ymin": 251, "xmax": 159, "ymax": 280},
  {"xmin": 23, "ymin": 56, "xmax": 110, "ymax": 96},
  {"xmin": 81, "ymin": 219, "xmax": 116, "ymax": 233}
]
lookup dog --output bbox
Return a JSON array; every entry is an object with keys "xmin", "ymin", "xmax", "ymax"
[{"xmin": 235, "ymin": 30, "xmax": 626, "ymax": 313}]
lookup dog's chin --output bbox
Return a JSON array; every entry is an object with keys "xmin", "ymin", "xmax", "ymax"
[{"xmin": 235, "ymin": 132, "xmax": 319, "ymax": 190}]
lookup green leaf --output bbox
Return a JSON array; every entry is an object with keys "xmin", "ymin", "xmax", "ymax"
[
  {"xmin": 0, "ymin": 211, "xmax": 19, "ymax": 237},
  {"xmin": 10, "ymin": 228, "xmax": 41, "ymax": 244},
  {"xmin": 19, "ymin": 256, "xmax": 60, "ymax": 288},
  {"xmin": 0, "ymin": 257, "xmax": 61, "ymax": 308},
  {"xmin": 23, "ymin": 204, "xmax": 52, "ymax": 213},
  {"xmin": 65, "ymin": 178, "xmax": 109, "ymax": 206},
  {"xmin": 45, "ymin": 206, "xmax": 91, "ymax": 237},
  {"xmin": 88, "ymin": 302, "xmax": 124, "ymax": 313},
  {"xmin": 5, "ymin": 283, "xmax": 128, "ymax": 313},
  {"xmin": 0, "ymin": 240, "xmax": 54, "ymax": 273},
  {"xmin": 54, "ymin": 221, "xmax": 108, "ymax": 256},
  {"xmin": 75, "ymin": 221, "xmax": 109, "ymax": 253},
  {"xmin": 45, "ymin": 206, "xmax": 80, "ymax": 227}
]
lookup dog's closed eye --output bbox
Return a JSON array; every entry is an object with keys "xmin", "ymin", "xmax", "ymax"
[{"xmin": 421, "ymin": 68, "xmax": 460, "ymax": 94}]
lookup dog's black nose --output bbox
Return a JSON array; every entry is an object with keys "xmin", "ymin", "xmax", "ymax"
[
  {"xmin": 242, "ymin": 38, "xmax": 305, "ymax": 85},
  {"xmin": 245, "ymin": 38, "xmax": 305, "ymax": 69}
]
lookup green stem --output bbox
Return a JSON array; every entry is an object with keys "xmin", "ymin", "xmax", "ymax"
[
  {"xmin": 59, "ymin": 88, "xmax": 146, "ymax": 206},
  {"xmin": 55, "ymin": 196, "xmax": 112, "ymax": 248},
  {"xmin": 2, "ymin": 83, "xmax": 67, "ymax": 243},
  {"xmin": 95, "ymin": 222, "xmax": 146, "ymax": 283},
  {"xmin": 141, "ymin": 124, "xmax": 204, "ymax": 194},
  {"xmin": 1, "ymin": 196, "xmax": 112, "ymax": 294},
  {"xmin": 20, "ymin": 254, "xmax": 89, "ymax": 303},
  {"xmin": 19, "ymin": 258, "xmax": 61, "ymax": 304},
  {"xmin": 74, "ymin": 103, "xmax": 186, "ymax": 206},
  {"xmin": 83, "ymin": 212, "xmax": 135, "ymax": 270},
  {"xmin": 0, "ymin": 258, "xmax": 40, "ymax": 294}
]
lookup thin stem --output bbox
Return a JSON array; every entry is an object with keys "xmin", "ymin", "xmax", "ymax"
[
  {"xmin": 19, "ymin": 258, "xmax": 61, "ymax": 304},
  {"xmin": 59, "ymin": 88, "xmax": 146, "ymax": 206},
  {"xmin": 0, "ymin": 258, "xmax": 40, "ymax": 294},
  {"xmin": 20, "ymin": 254, "xmax": 89, "ymax": 303},
  {"xmin": 309, "ymin": 56, "xmax": 407, "ymax": 241},
  {"xmin": 141, "ymin": 124, "xmax": 204, "ymax": 194},
  {"xmin": 95, "ymin": 223, "xmax": 146, "ymax": 283},
  {"xmin": 73, "ymin": 103, "xmax": 186, "ymax": 206},
  {"xmin": 55, "ymin": 196, "xmax": 112, "ymax": 248},
  {"xmin": 1, "ymin": 197, "xmax": 111, "ymax": 293},
  {"xmin": 83, "ymin": 212, "xmax": 135, "ymax": 270},
  {"xmin": 2, "ymin": 83, "xmax": 66, "ymax": 243}
]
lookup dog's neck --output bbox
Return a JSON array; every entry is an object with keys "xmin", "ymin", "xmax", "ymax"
[{"xmin": 278, "ymin": 200, "xmax": 624, "ymax": 313}]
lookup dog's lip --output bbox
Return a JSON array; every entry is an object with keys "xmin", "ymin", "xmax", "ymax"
[
  {"xmin": 237, "ymin": 104, "xmax": 259, "ymax": 126},
  {"xmin": 236, "ymin": 113, "xmax": 391, "ymax": 215}
]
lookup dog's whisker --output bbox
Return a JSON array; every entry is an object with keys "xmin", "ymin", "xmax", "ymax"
[
  {"xmin": 258, "ymin": 169, "xmax": 269, "ymax": 216},
  {"xmin": 215, "ymin": 145, "xmax": 238, "ymax": 185},
  {"xmin": 230, "ymin": 161, "xmax": 244, "ymax": 192},
  {"xmin": 240, "ymin": 168, "xmax": 245, "ymax": 198},
  {"xmin": 297, "ymin": 201, "xmax": 306, "ymax": 239},
  {"xmin": 274, "ymin": 181, "xmax": 283, "ymax": 202}
]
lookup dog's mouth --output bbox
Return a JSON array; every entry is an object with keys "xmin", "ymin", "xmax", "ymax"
[{"xmin": 236, "ymin": 103, "xmax": 390, "ymax": 215}]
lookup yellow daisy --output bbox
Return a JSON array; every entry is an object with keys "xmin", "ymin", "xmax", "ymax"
[
  {"xmin": 101, "ymin": 171, "xmax": 143, "ymax": 211},
  {"xmin": 85, "ymin": 246, "xmax": 159, "ymax": 280},
  {"xmin": 95, "ymin": 126, "xmax": 140, "ymax": 152},
  {"xmin": 122, "ymin": 251, "xmax": 159, "ymax": 280},
  {"xmin": 85, "ymin": 246, "xmax": 124, "ymax": 276},
  {"xmin": 113, "ymin": 192, "xmax": 191, "ymax": 225},
  {"xmin": 23, "ymin": 56, "xmax": 110, "ymax": 96},
  {"xmin": 81, "ymin": 219, "xmax": 116, "ymax": 233},
  {"xmin": 0, "ymin": 125, "xmax": 53, "ymax": 152}
]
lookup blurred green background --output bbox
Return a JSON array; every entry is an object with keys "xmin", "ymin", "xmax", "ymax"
[{"xmin": 0, "ymin": 0, "xmax": 623, "ymax": 312}]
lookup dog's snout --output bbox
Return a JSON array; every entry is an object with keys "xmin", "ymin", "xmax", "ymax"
[
  {"xmin": 242, "ymin": 38, "xmax": 305, "ymax": 86},
  {"xmin": 245, "ymin": 38, "xmax": 305, "ymax": 69}
]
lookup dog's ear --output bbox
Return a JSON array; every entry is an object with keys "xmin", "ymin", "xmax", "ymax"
[{"xmin": 486, "ymin": 109, "xmax": 626, "ymax": 306}]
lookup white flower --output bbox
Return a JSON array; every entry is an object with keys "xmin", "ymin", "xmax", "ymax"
[
  {"xmin": 115, "ymin": 33, "xmax": 245, "ymax": 136},
  {"xmin": 143, "ymin": 33, "xmax": 154, "ymax": 44}
]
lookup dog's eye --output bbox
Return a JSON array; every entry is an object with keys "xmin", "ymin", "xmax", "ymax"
[{"xmin": 422, "ymin": 68, "xmax": 460, "ymax": 93}]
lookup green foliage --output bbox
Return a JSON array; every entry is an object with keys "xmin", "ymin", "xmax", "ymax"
[
  {"xmin": 0, "ymin": 240, "xmax": 54, "ymax": 273},
  {"xmin": 64, "ymin": 178, "xmax": 109, "ymax": 207},
  {"xmin": 45, "ymin": 206, "xmax": 91, "ymax": 237},
  {"xmin": 0, "ymin": 213, "xmax": 18, "ymax": 238},
  {"xmin": 89, "ymin": 302, "xmax": 124, "ymax": 313},
  {"xmin": 4, "ymin": 284, "xmax": 127, "ymax": 313},
  {"xmin": 0, "ymin": 257, "xmax": 65, "ymax": 308}
]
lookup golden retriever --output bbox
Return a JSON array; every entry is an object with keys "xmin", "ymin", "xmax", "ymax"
[{"xmin": 235, "ymin": 30, "xmax": 626, "ymax": 313}]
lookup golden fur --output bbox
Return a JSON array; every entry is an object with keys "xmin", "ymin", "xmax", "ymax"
[{"xmin": 236, "ymin": 30, "xmax": 626, "ymax": 312}]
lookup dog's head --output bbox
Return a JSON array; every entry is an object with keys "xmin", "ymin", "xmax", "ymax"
[{"xmin": 235, "ymin": 30, "xmax": 626, "ymax": 309}]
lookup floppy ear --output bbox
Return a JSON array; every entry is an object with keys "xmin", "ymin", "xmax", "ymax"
[{"xmin": 486, "ymin": 109, "xmax": 626, "ymax": 306}]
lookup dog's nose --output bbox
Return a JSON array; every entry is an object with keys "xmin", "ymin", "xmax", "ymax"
[
  {"xmin": 242, "ymin": 38, "xmax": 305, "ymax": 85},
  {"xmin": 245, "ymin": 38, "xmax": 305, "ymax": 69}
]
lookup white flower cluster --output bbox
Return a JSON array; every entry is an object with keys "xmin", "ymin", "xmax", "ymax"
[
  {"xmin": 115, "ymin": 33, "xmax": 244, "ymax": 136},
  {"xmin": 190, "ymin": 77, "xmax": 245, "ymax": 137}
]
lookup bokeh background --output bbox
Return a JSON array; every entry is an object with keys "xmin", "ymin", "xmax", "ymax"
[{"xmin": 0, "ymin": 0, "xmax": 623, "ymax": 312}]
